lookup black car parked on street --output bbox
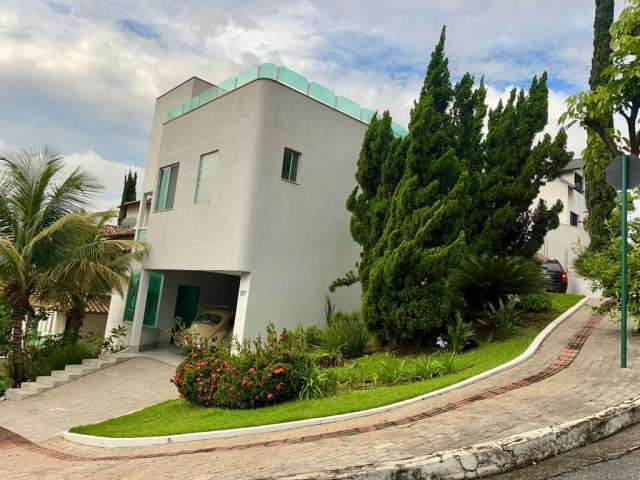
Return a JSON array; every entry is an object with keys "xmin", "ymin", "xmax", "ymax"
[{"xmin": 541, "ymin": 259, "xmax": 568, "ymax": 293}]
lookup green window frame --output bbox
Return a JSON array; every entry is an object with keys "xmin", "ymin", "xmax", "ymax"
[
  {"xmin": 143, "ymin": 272, "xmax": 164, "ymax": 327},
  {"xmin": 281, "ymin": 148, "xmax": 300, "ymax": 183},
  {"xmin": 155, "ymin": 164, "xmax": 179, "ymax": 211},
  {"xmin": 123, "ymin": 272, "xmax": 140, "ymax": 322}
]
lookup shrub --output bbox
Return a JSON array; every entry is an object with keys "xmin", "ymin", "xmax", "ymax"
[
  {"xmin": 173, "ymin": 324, "xmax": 313, "ymax": 409},
  {"xmin": 444, "ymin": 312, "xmax": 476, "ymax": 353},
  {"xmin": 481, "ymin": 298, "xmax": 523, "ymax": 340},
  {"xmin": 299, "ymin": 362, "xmax": 335, "ymax": 400},
  {"xmin": 317, "ymin": 311, "xmax": 371, "ymax": 359},
  {"xmin": 452, "ymin": 255, "xmax": 545, "ymax": 314},
  {"xmin": 23, "ymin": 334, "xmax": 98, "ymax": 381},
  {"xmin": 516, "ymin": 292, "xmax": 553, "ymax": 312},
  {"xmin": 0, "ymin": 302, "xmax": 11, "ymax": 357}
]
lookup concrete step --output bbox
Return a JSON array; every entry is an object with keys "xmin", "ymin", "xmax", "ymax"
[
  {"xmin": 36, "ymin": 375, "xmax": 68, "ymax": 387},
  {"xmin": 82, "ymin": 358, "xmax": 105, "ymax": 369},
  {"xmin": 98, "ymin": 353, "xmax": 121, "ymax": 364},
  {"xmin": 20, "ymin": 382, "xmax": 48, "ymax": 394},
  {"xmin": 5, "ymin": 388, "xmax": 37, "ymax": 400},
  {"xmin": 51, "ymin": 369, "xmax": 83, "ymax": 381},
  {"xmin": 64, "ymin": 363, "xmax": 96, "ymax": 375}
]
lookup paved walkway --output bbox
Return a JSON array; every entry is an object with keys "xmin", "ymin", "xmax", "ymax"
[{"xmin": 2, "ymin": 300, "xmax": 640, "ymax": 480}]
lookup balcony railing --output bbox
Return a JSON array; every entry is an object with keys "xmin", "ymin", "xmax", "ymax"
[{"xmin": 166, "ymin": 63, "xmax": 408, "ymax": 138}]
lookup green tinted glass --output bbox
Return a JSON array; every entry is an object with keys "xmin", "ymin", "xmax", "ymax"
[
  {"xmin": 309, "ymin": 82, "xmax": 336, "ymax": 106},
  {"xmin": 281, "ymin": 149, "xmax": 292, "ymax": 180},
  {"xmin": 391, "ymin": 122, "xmax": 408, "ymax": 137},
  {"xmin": 155, "ymin": 168, "xmax": 170, "ymax": 210},
  {"xmin": 336, "ymin": 96, "xmax": 361, "ymax": 118},
  {"xmin": 123, "ymin": 272, "xmax": 140, "ymax": 322},
  {"xmin": 258, "ymin": 63, "xmax": 277, "ymax": 79},
  {"xmin": 143, "ymin": 272, "xmax": 163, "ymax": 327},
  {"xmin": 165, "ymin": 165, "xmax": 179, "ymax": 209},
  {"xmin": 219, "ymin": 76, "xmax": 237, "ymax": 91},
  {"xmin": 236, "ymin": 65, "xmax": 259, "ymax": 87},
  {"xmin": 290, "ymin": 152, "xmax": 299, "ymax": 182},
  {"xmin": 360, "ymin": 108, "xmax": 376, "ymax": 124},
  {"xmin": 278, "ymin": 66, "xmax": 308, "ymax": 93},
  {"xmin": 199, "ymin": 88, "xmax": 216, "ymax": 104}
]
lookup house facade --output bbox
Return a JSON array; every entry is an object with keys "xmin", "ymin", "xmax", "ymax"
[
  {"xmin": 537, "ymin": 158, "xmax": 592, "ymax": 295},
  {"xmin": 113, "ymin": 64, "xmax": 407, "ymax": 351}
]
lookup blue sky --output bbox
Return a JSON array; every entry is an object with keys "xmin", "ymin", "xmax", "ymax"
[{"xmin": 0, "ymin": 0, "xmax": 622, "ymax": 209}]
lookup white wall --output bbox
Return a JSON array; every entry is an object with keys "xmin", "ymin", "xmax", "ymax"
[{"xmin": 138, "ymin": 78, "xmax": 364, "ymax": 342}]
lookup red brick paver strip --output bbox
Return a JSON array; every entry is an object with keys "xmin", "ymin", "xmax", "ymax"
[{"xmin": 1, "ymin": 310, "xmax": 602, "ymax": 462}]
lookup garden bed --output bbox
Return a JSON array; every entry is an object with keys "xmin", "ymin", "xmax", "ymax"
[{"xmin": 70, "ymin": 293, "xmax": 583, "ymax": 438}]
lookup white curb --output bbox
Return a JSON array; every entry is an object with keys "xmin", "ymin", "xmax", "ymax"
[
  {"xmin": 64, "ymin": 296, "xmax": 590, "ymax": 448},
  {"xmin": 283, "ymin": 395, "xmax": 640, "ymax": 479}
]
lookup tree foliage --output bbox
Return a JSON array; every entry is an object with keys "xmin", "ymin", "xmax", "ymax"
[
  {"xmin": 118, "ymin": 170, "xmax": 137, "ymax": 225},
  {"xmin": 0, "ymin": 145, "xmax": 101, "ymax": 385},
  {"xmin": 344, "ymin": 27, "xmax": 571, "ymax": 344}
]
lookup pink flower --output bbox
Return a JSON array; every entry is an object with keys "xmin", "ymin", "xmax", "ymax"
[
  {"xmin": 242, "ymin": 377, "xmax": 249, "ymax": 386},
  {"xmin": 248, "ymin": 368, "xmax": 256, "ymax": 374},
  {"xmin": 275, "ymin": 382, "xmax": 284, "ymax": 391},
  {"xmin": 267, "ymin": 392, "xmax": 274, "ymax": 401},
  {"xmin": 273, "ymin": 367, "xmax": 285, "ymax": 375}
]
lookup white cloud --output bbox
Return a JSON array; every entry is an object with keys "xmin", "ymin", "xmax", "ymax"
[{"xmin": 62, "ymin": 151, "xmax": 144, "ymax": 212}]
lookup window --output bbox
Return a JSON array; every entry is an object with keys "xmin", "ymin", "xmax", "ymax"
[
  {"xmin": 143, "ymin": 272, "xmax": 164, "ymax": 327},
  {"xmin": 123, "ymin": 272, "xmax": 140, "ymax": 322},
  {"xmin": 155, "ymin": 164, "xmax": 179, "ymax": 211},
  {"xmin": 574, "ymin": 173, "xmax": 584, "ymax": 193},
  {"xmin": 570, "ymin": 211, "xmax": 579, "ymax": 227},
  {"xmin": 281, "ymin": 148, "xmax": 300, "ymax": 183},
  {"xmin": 194, "ymin": 151, "xmax": 216, "ymax": 203}
]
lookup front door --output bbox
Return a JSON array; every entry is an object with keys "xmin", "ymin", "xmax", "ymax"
[{"xmin": 174, "ymin": 285, "xmax": 200, "ymax": 327}]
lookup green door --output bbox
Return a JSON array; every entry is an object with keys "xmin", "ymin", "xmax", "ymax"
[{"xmin": 174, "ymin": 285, "xmax": 200, "ymax": 327}]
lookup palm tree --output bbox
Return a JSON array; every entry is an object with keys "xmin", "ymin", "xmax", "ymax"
[
  {"xmin": 0, "ymin": 145, "xmax": 101, "ymax": 385},
  {"xmin": 46, "ymin": 211, "xmax": 145, "ymax": 340}
]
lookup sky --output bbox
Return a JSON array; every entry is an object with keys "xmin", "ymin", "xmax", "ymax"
[{"xmin": 0, "ymin": 0, "xmax": 623, "ymax": 210}]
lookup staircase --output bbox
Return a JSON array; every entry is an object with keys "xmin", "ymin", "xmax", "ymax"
[{"xmin": 4, "ymin": 353, "xmax": 130, "ymax": 401}]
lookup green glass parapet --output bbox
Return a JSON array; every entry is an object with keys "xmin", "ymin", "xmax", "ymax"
[{"xmin": 166, "ymin": 63, "xmax": 407, "ymax": 138}]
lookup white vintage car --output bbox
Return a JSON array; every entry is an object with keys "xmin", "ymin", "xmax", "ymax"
[{"xmin": 189, "ymin": 306, "xmax": 235, "ymax": 347}]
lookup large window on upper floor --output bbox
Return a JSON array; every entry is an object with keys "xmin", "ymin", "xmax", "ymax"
[
  {"xmin": 155, "ymin": 163, "xmax": 179, "ymax": 211},
  {"xmin": 281, "ymin": 147, "xmax": 300, "ymax": 183},
  {"xmin": 194, "ymin": 151, "xmax": 216, "ymax": 204},
  {"xmin": 574, "ymin": 173, "xmax": 584, "ymax": 193}
]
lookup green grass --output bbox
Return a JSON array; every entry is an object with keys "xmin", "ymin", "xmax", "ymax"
[{"xmin": 71, "ymin": 293, "xmax": 582, "ymax": 438}]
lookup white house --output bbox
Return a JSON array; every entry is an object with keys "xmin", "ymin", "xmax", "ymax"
[
  {"xmin": 537, "ymin": 158, "xmax": 593, "ymax": 295},
  {"xmin": 109, "ymin": 63, "xmax": 407, "ymax": 352}
]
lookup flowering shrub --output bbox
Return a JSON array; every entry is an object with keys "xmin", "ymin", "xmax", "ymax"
[{"xmin": 172, "ymin": 324, "xmax": 312, "ymax": 409}]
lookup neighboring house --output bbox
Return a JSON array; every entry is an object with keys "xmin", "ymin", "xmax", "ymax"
[
  {"xmin": 112, "ymin": 63, "xmax": 408, "ymax": 352},
  {"xmin": 38, "ymin": 223, "xmax": 135, "ymax": 339},
  {"xmin": 537, "ymin": 158, "xmax": 593, "ymax": 295}
]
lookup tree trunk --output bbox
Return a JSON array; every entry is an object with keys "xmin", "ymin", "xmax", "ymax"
[
  {"xmin": 11, "ymin": 301, "xmax": 28, "ymax": 387},
  {"xmin": 64, "ymin": 308, "xmax": 84, "ymax": 342}
]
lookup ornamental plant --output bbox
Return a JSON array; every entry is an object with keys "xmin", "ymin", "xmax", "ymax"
[{"xmin": 172, "ymin": 324, "xmax": 313, "ymax": 409}]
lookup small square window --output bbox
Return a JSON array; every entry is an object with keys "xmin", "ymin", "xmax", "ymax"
[
  {"xmin": 570, "ymin": 211, "xmax": 579, "ymax": 227},
  {"xmin": 281, "ymin": 148, "xmax": 300, "ymax": 183}
]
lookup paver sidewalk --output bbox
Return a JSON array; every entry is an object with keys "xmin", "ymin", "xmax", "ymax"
[{"xmin": 2, "ymin": 300, "xmax": 639, "ymax": 480}]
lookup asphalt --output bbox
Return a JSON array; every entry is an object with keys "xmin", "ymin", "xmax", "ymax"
[{"xmin": 491, "ymin": 421, "xmax": 640, "ymax": 479}]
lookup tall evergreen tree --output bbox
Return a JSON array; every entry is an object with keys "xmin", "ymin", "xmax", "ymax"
[
  {"xmin": 118, "ymin": 170, "xmax": 137, "ymax": 225},
  {"xmin": 362, "ymin": 27, "xmax": 469, "ymax": 344},
  {"xmin": 466, "ymin": 73, "xmax": 572, "ymax": 257},
  {"xmin": 584, "ymin": 0, "xmax": 615, "ymax": 251},
  {"xmin": 345, "ymin": 112, "xmax": 399, "ymax": 291}
]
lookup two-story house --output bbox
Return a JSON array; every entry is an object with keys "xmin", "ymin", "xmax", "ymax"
[
  {"xmin": 107, "ymin": 63, "xmax": 407, "ymax": 351},
  {"xmin": 537, "ymin": 158, "xmax": 592, "ymax": 295}
]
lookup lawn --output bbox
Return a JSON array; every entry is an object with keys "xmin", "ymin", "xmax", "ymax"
[{"xmin": 71, "ymin": 293, "xmax": 583, "ymax": 438}]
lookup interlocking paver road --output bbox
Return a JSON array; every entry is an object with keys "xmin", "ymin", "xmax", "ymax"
[{"xmin": 2, "ymin": 300, "xmax": 639, "ymax": 480}]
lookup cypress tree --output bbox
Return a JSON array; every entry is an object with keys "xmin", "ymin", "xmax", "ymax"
[
  {"xmin": 362, "ymin": 27, "xmax": 469, "ymax": 344},
  {"xmin": 584, "ymin": 0, "xmax": 616, "ymax": 251},
  {"xmin": 118, "ymin": 170, "xmax": 137, "ymax": 225},
  {"xmin": 466, "ymin": 73, "xmax": 572, "ymax": 257}
]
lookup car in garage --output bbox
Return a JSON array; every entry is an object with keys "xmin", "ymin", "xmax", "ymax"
[{"xmin": 189, "ymin": 306, "xmax": 235, "ymax": 348}]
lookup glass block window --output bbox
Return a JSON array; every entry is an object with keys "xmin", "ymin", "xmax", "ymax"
[
  {"xmin": 155, "ymin": 164, "xmax": 179, "ymax": 211},
  {"xmin": 194, "ymin": 151, "xmax": 216, "ymax": 204},
  {"xmin": 281, "ymin": 148, "xmax": 300, "ymax": 183}
]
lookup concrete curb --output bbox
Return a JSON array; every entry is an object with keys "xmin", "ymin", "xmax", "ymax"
[
  {"xmin": 283, "ymin": 395, "xmax": 640, "ymax": 479},
  {"xmin": 64, "ymin": 297, "xmax": 590, "ymax": 448}
]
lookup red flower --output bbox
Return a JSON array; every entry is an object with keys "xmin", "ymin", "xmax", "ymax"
[
  {"xmin": 273, "ymin": 367, "xmax": 285, "ymax": 375},
  {"xmin": 242, "ymin": 377, "xmax": 249, "ymax": 387},
  {"xmin": 267, "ymin": 392, "xmax": 274, "ymax": 400},
  {"xmin": 254, "ymin": 394, "xmax": 260, "ymax": 400},
  {"xmin": 275, "ymin": 382, "xmax": 284, "ymax": 391},
  {"xmin": 248, "ymin": 368, "xmax": 256, "ymax": 374}
]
